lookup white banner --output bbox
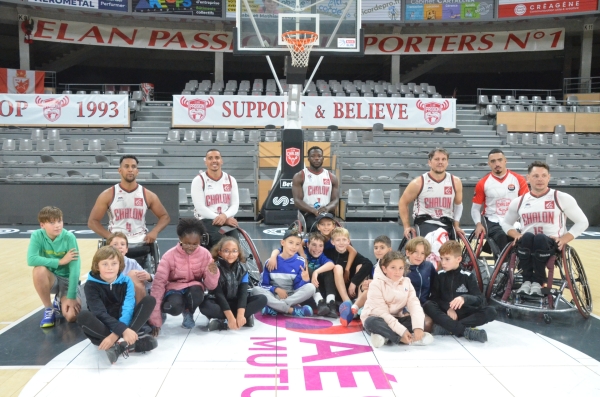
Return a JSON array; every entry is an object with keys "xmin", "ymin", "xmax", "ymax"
[
  {"xmin": 172, "ymin": 95, "xmax": 456, "ymax": 129},
  {"xmin": 0, "ymin": 94, "xmax": 129, "ymax": 127},
  {"xmin": 29, "ymin": 18, "xmax": 565, "ymax": 55}
]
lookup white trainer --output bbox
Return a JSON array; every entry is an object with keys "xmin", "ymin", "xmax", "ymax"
[
  {"xmin": 411, "ymin": 332, "xmax": 434, "ymax": 346},
  {"xmin": 370, "ymin": 333, "xmax": 388, "ymax": 348}
]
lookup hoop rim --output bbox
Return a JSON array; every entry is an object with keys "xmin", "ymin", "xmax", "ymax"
[{"xmin": 281, "ymin": 30, "xmax": 319, "ymax": 46}]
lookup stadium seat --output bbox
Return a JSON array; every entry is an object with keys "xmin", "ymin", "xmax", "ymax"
[
  {"xmin": 19, "ymin": 139, "xmax": 33, "ymax": 151},
  {"xmin": 232, "ymin": 130, "xmax": 245, "ymax": 143},
  {"xmin": 40, "ymin": 155, "xmax": 56, "ymax": 163},
  {"xmin": 347, "ymin": 189, "xmax": 365, "ymax": 206},
  {"xmin": 568, "ymin": 134, "xmax": 579, "ymax": 145},
  {"xmin": 183, "ymin": 130, "xmax": 197, "ymax": 143},
  {"xmin": 426, "ymin": 86, "xmax": 436, "ymax": 95},
  {"xmin": 367, "ymin": 189, "xmax": 385, "ymax": 206},
  {"xmin": 95, "ymin": 155, "xmax": 110, "ymax": 164},
  {"xmin": 407, "ymin": 83, "xmax": 416, "ymax": 91},
  {"xmin": 546, "ymin": 153, "xmax": 559, "ymax": 166},
  {"xmin": 518, "ymin": 96, "xmax": 529, "ymax": 104},
  {"xmin": 552, "ymin": 133, "xmax": 564, "ymax": 145},
  {"xmin": 199, "ymin": 130, "xmax": 212, "ymax": 142},
  {"xmin": 37, "ymin": 139, "xmax": 50, "ymax": 151},
  {"xmin": 167, "ymin": 130, "xmax": 181, "ymax": 141},
  {"xmin": 345, "ymin": 131, "xmax": 359, "ymax": 143},
  {"xmin": 179, "ymin": 188, "xmax": 188, "ymax": 205},
  {"xmin": 105, "ymin": 139, "xmax": 119, "ymax": 151},
  {"xmin": 329, "ymin": 130, "xmax": 342, "ymax": 143},
  {"xmin": 216, "ymin": 130, "xmax": 229, "ymax": 143},
  {"xmin": 265, "ymin": 131, "xmax": 278, "ymax": 142},
  {"xmin": 554, "ymin": 124, "xmax": 566, "ymax": 135},
  {"xmin": 432, "ymin": 93, "xmax": 442, "ymax": 98},
  {"xmin": 536, "ymin": 133, "xmax": 548, "ymax": 145},
  {"xmin": 554, "ymin": 105, "xmax": 566, "ymax": 113},
  {"xmin": 546, "ymin": 96, "xmax": 558, "ymax": 106},
  {"xmin": 413, "ymin": 86, "xmax": 423, "ymax": 94},
  {"xmin": 514, "ymin": 105, "xmax": 525, "ymax": 112},
  {"xmin": 63, "ymin": 90, "xmax": 72, "ymax": 94},
  {"xmin": 47, "ymin": 129, "xmax": 60, "ymax": 141},
  {"xmin": 522, "ymin": 133, "xmax": 534, "ymax": 145},
  {"xmin": 388, "ymin": 189, "xmax": 400, "ymax": 210},
  {"xmin": 105, "ymin": 90, "xmax": 115, "ymax": 95},
  {"xmin": 67, "ymin": 170, "xmax": 84, "ymax": 178},
  {"xmin": 496, "ymin": 124, "xmax": 508, "ymax": 137},
  {"xmin": 506, "ymin": 133, "xmax": 518, "ymax": 145},
  {"xmin": 54, "ymin": 140, "xmax": 68, "ymax": 151},
  {"xmin": 541, "ymin": 106, "xmax": 553, "ymax": 112},
  {"xmin": 88, "ymin": 139, "xmax": 102, "ymax": 151},
  {"xmin": 312, "ymin": 130, "xmax": 326, "ymax": 142},
  {"xmin": 31, "ymin": 129, "xmax": 44, "ymax": 141},
  {"xmin": 71, "ymin": 139, "xmax": 84, "ymax": 151},
  {"xmin": 491, "ymin": 95, "xmax": 502, "ymax": 105},
  {"xmin": 91, "ymin": 90, "xmax": 101, "ymax": 94},
  {"xmin": 76, "ymin": 91, "xmax": 86, "ymax": 95},
  {"xmin": 531, "ymin": 96, "xmax": 543, "ymax": 106},
  {"xmin": 2, "ymin": 139, "xmax": 16, "ymax": 151},
  {"xmin": 505, "ymin": 95, "xmax": 517, "ymax": 105},
  {"xmin": 248, "ymin": 130, "xmax": 261, "ymax": 143},
  {"xmin": 500, "ymin": 105, "xmax": 511, "ymax": 112}
]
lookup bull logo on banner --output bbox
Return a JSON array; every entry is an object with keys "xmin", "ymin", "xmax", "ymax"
[
  {"xmin": 13, "ymin": 70, "xmax": 29, "ymax": 94},
  {"xmin": 286, "ymin": 148, "xmax": 300, "ymax": 167},
  {"xmin": 416, "ymin": 100, "xmax": 450, "ymax": 125},
  {"xmin": 180, "ymin": 96, "xmax": 214, "ymax": 122},
  {"xmin": 35, "ymin": 96, "xmax": 69, "ymax": 122}
]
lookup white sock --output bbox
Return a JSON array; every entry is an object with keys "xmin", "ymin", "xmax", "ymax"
[
  {"xmin": 326, "ymin": 294, "xmax": 335, "ymax": 303},
  {"xmin": 314, "ymin": 292, "xmax": 323, "ymax": 302}
]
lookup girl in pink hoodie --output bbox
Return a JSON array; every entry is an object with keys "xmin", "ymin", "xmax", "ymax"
[
  {"xmin": 361, "ymin": 251, "xmax": 433, "ymax": 348},
  {"xmin": 149, "ymin": 218, "xmax": 219, "ymax": 335}
]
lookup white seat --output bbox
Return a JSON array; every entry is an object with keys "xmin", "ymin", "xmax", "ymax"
[
  {"xmin": 2, "ymin": 139, "xmax": 16, "ymax": 151},
  {"xmin": 37, "ymin": 139, "xmax": 50, "ymax": 151},
  {"xmin": 345, "ymin": 131, "xmax": 359, "ymax": 143},
  {"xmin": 232, "ymin": 130, "xmax": 245, "ymax": 142},
  {"xmin": 88, "ymin": 139, "xmax": 102, "ymax": 151},
  {"xmin": 167, "ymin": 130, "xmax": 181, "ymax": 141},
  {"xmin": 216, "ymin": 130, "xmax": 229, "ymax": 143},
  {"xmin": 19, "ymin": 139, "xmax": 33, "ymax": 151},
  {"xmin": 54, "ymin": 139, "xmax": 68, "ymax": 151},
  {"xmin": 183, "ymin": 130, "xmax": 197, "ymax": 142},
  {"xmin": 199, "ymin": 130, "xmax": 212, "ymax": 142}
]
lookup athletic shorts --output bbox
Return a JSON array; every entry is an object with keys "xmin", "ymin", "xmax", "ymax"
[{"xmin": 51, "ymin": 275, "xmax": 81, "ymax": 300}]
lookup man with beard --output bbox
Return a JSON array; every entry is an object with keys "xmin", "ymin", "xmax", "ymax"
[
  {"xmin": 292, "ymin": 146, "xmax": 340, "ymax": 232},
  {"xmin": 191, "ymin": 148, "xmax": 240, "ymax": 249},
  {"xmin": 472, "ymin": 149, "xmax": 529, "ymax": 252},
  {"xmin": 88, "ymin": 155, "xmax": 170, "ymax": 244},
  {"xmin": 399, "ymin": 148, "xmax": 464, "ymax": 239}
]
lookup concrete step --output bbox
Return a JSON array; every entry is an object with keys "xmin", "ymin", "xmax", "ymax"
[
  {"xmin": 131, "ymin": 127, "xmax": 170, "ymax": 134},
  {"xmin": 132, "ymin": 121, "xmax": 172, "ymax": 127},
  {"xmin": 136, "ymin": 115, "xmax": 172, "ymax": 122}
]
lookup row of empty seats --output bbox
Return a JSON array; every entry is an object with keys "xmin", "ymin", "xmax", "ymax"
[
  {"xmin": 344, "ymin": 188, "xmax": 400, "ymax": 219},
  {"xmin": 1, "ymin": 138, "xmax": 119, "ymax": 152}
]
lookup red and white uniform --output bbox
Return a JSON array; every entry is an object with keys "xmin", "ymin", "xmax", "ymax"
[
  {"xmin": 413, "ymin": 172, "xmax": 456, "ymax": 220},
  {"xmin": 108, "ymin": 183, "xmax": 148, "ymax": 244},
  {"xmin": 301, "ymin": 168, "xmax": 333, "ymax": 207},
  {"xmin": 473, "ymin": 171, "xmax": 528, "ymax": 223},
  {"xmin": 501, "ymin": 189, "xmax": 588, "ymax": 238},
  {"xmin": 191, "ymin": 171, "xmax": 239, "ymax": 220}
]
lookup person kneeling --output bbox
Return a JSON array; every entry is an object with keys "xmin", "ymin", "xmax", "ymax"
[
  {"xmin": 423, "ymin": 241, "xmax": 496, "ymax": 343},
  {"xmin": 251, "ymin": 230, "xmax": 315, "ymax": 317},
  {"xmin": 77, "ymin": 247, "xmax": 157, "ymax": 365},
  {"xmin": 361, "ymin": 251, "xmax": 433, "ymax": 348},
  {"xmin": 200, "ymin": 237, "xmax": 267, "ymax": 331}
]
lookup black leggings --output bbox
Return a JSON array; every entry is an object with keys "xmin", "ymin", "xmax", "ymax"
[
  {"xmin": 77, "ymin": 295, "xmax": 156, "ymax": 346},
  {"xmin": 423, "ymin": 300, "xmax": 497, "ymax": 336},
  {"xmin": 199, "ymin": 295, "xmax": 267, "ymax": 320},
  {"xmin": 517, "ymin": 233, "xmax": 557, "ymax": 285},
  {"xmin": 201, "ymin": 219, "xmax": 240, "ymax": 250},
  {"xmin": 162, "ymin": 285, "xmax": 205, "ymax": 316}
]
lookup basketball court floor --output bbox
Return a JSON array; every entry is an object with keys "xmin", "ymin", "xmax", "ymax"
[{"xmin": 2, "ymin": 221, "xmax": 600, "ymax": 396}]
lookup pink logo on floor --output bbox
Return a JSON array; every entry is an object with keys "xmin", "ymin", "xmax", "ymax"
[{"xmin": 255, "ymin": 313, "xmax": 363, "ymax": 334}]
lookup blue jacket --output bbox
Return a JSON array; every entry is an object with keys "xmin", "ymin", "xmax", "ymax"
[
  {"xmin": 305, "ymin": 248, "xmax": 332, "ymax": 272},
  {"xmin": 407, "ymin": 261, "xmax": 437, "ymax": 305},
  {"xmin": 84, "ymin": 272, "xmax": 135, "ymax": 337},
  {"xmin": 261, "ymin": 253, "xmax": 308, "ymax": 294}
]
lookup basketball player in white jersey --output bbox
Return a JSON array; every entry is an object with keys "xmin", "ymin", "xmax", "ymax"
[
  {"xmin": 399, "ymin": 148, "xmax": 464, "ymax": 239},
  {"xmin": 88, "ymin": 155, "xmax": 171, "ymax": 244},
  {"xmin": 191, "ymin": 148, "xmax": 240, "ymax": 249},
  {"xmin": 500, "ymin": 161, "xmax": 588, "ymax": 296},
  {"xmin": 472, "ymin": 149, "xmax": 529, "ymax": 251},
  {"xmin": 292, "ymin": 146, "xmax": 340, "ymax": 231}
]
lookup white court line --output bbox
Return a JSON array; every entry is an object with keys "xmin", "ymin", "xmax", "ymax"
[
  {"xmin": 0, "ymin": 366, "xmax": 44, "ymax": 370},
  {"xmin": 0, "ymin": 306, "xmax": 44, "ymax": 336}
]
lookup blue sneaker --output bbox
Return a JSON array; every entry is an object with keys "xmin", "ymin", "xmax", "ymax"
[
  {"xmin": 52, "ymin": 295, "xmax": 61, "ymax": 315},
  {"xmin": 181, "ymin": 310, "xmax": 195, "ymax": 329},
  {"xmin": 339, "ymin": 301, "xmax": 354, "ymax": 327},
  {"xmin": 291, "ymin": 305, "xmax": 313, "ymax": 317},
  {"xmin": 261, "ymin": 306, "xmax": 278, "ymax": 316},
  {"xmin": 40, "ymin": 308, "xmax": 55, "ymax": 328}
]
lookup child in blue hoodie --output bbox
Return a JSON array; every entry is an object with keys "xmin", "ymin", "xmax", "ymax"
[
  {"xmin": 405, "ymin": 237, "xmax": 437, "ymax": 305},
  {"xmin": 77, "ymin": 246, "xmax": 157, "ymax": 364},
  {"xmin": 251, "ymin": 230, "xmax": 315, "ymax": 317}
]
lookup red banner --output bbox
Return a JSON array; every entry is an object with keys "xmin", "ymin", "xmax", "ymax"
[
  {"xmin": 29, "ymin": 18, "xmax": 566, "ymax": 55},
  {"xmin": 0, "ymin": 69, "xmax": 45, "ymax": 94},
  {"xmin": 498, "ymin": 0, "xmax": 598, "ymax": 18}
]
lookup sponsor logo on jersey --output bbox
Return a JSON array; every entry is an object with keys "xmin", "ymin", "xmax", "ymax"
[
  {"xmin": 323, "ymin": 178, "xmax": 330, "ymax": 185},
  {"xmin": 134, "ymin": 198, "xmax": 143, "ymax": 206},
  {"xmin": 444, "ymin": 186, "xmax": 452, "ymax": 195},
  {"xmin": 223, "ymin": 184, "xmax": 232, "ymax": 192},
  {"xmin": 508, "ymin": 184, "xmax": 515, "ymax": 191},
  {"xmin": 545, "ymin": 201, "xmax": 555, "ymax": 209}
]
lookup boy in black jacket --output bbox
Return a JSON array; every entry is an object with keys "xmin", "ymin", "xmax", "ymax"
[
  {"xmin": 77, "ymin": 246, "xmax": 157, "ymax": 364},
  {"xmin": 423, "ymin": 241, "xmax": 496, "ymax": 343}
]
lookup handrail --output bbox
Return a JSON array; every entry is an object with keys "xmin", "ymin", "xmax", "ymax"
[
  {"xmin": 564, "ymin": 77, "xmax": 600, "ymax": 95},
  {"xmin": 477, "ymin": 87, "xmax": 562, "ymax": 100}
]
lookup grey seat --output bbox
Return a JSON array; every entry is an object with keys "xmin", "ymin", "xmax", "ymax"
[
  {"xmin": 496, "ymin": 124, "xmax": 508, "ymax": 136},
  {"xmin": 554, "ymin": 125, "xmax": 566, "ymax": 135},
  {"xmin": 491, "ymin": 95, "xmax": 502, "ymax": 105},
  {"xmin": 19, "ymin": 139, "xmax": 33, "ymax": 151},
  {"xmin": 232, "ymin": 130, "xmax": 245, "ymax": 143},
  {"xmin": 522, "ymin": 133, "xmax": 534, "ymax": 145},
  {"xmin": 179, "ymin": 188, "xmax": 188, "ymax": 205},
  {"xmin": 88, "ymin": 139, "xmax": 102, "ymax": 151},
  {"xmin": 183, "ymin": 130, "xmax": 197, "ymax": 142},
  {"xmin": 518, "ymin": 96, "xmax": 529, "ymax": 105},
  {"xmin": 541, "ymin": 106, "xmax": 553, "ymax": 112},
  {"xmin": 506, "ymin": 133, "xmax": 518, "ymax": 145},
  {"xmin": 54, "ymin": 139, "xmax": 68, "ymax": 151},
  {"xmin": 567, "ymin": 134, "xmax": 579, "ymax": 145},
  {"xmin": 347, "ymin": 189, "xmax": 365, "ymax": 206},
  {"xmin": 536, "ymin": 134, "xmax": 548, "ymax": 145},
  {"xmin": 546, "ymin": 96, "xmax": 558, "ymax": 106},
  {"xmin": 329, "ymin": 130, "xmax": 342, "ymax": 142},
  {"xmin": 37, "ymin": 139, "xmax": 50, "ymax": 151},
  {"xmin": 552, "ymin": 133, "xmax": 564, "ymax": 145},
  {"xmin": 500, "ymin": 105, "xmax": 511, "ymax": 112},
  {"xmin": 31, "ymin": 129, "xmax": 44, "ymax": 141},
  {"xmin": 248, "ymin": 130, "xmax": 261, "ymax": 143},
  {"xmin": 167, "ymin": 130, "xmax": 180, "ymax": 141},
  {"xmin": 47, "ymin": 129, "xmax": 60, "ymax": 141},
  {"xmin": 40, "ymin": 155, "xmax": 56, "ymax": 163},
  {"xmin": 216, "ymin": 130, "xmax": 229, "ymax": 143},
  {"xmin": 199, "ymin": 130, "xmax": 213, "ymax": 142},
  {"xmin": 555, "ymin": 105, "xmax": 567, "ymax": 113},
  {"xmin": 312, "ymin": 130, "xmax": 326, "ymax": 142},
  {"xmin": 76, "ymin": 91, "xmax": 86, "ymax": 95},
  {"xmin": 71, "ymin": 139, "xmax": 84, "ymax": 151},
  {"xmin": 345, "ymin": 131, "xmax": 359, "ymax": 143},
  {"xmin": 67, "ymin": 170, "xmax": 84, "ymax": 178},
  {"xmin": 388, "ymin": 189, "xmax": 400, "ymax": 209},
  {"xmin": 531, "ymin": 96, "xmax": 543, "ymax": 106},
  {"xmin": 546, "ymin": 154, "xmax": 559, "ymax": 166},
  {"xmin": 95, "ymin": 155, "xmax": 110, "ymax": 164},
  {"xmin": 514, "ymin": 105, "xmax": 525, "ymax": 112},
  {"xmin": 265, "ymin": 131, "xmax": 278, "ymax": 142},
  {"xmin": 367, "ymin": 189, "xmax": 385, "ymax": 206}
]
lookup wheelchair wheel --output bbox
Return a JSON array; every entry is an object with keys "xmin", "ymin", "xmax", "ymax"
[
  {"xmin": 457, "ymin": 232, "xmax": 484, "ymax": 291},
  {"xmin": 486, "ymin": 243, "xmax": 514, "ymax": 300},
  {"xmin": 563, "ymin": 246, "xmax": 593, "ymax": 319},
  {"xmin": 467, "ymin": 230, "xmax": 485, "ymax": 259},
  {"xmin": 237, "ymin": 227, "xmax": 263, "ymax": 287}
]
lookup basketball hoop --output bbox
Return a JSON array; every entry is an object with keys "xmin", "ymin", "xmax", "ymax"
[{"xmin": 281, "ymin": 30, "xmax": 318, "ymax": 68}]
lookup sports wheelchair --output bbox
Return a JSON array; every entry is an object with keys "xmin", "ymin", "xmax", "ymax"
[
  {"xmin": 398, "ymin": 216, "xmax": 486, "ymax": 292},
  {"xmin": 98, "ymin": 239, "xmax": 161, "ymax": 275},
  {"xmin": 236, "ymin": 227, "xmax": 264, "ymax": 287},
  {"xmin": 486, "ymin": 241, "xmax": 592, "ymax": 323}
]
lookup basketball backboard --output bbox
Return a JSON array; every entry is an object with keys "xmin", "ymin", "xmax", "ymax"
[{"xmin": 234, "ymin": 0, "xmax": 363, "ymax": 56}]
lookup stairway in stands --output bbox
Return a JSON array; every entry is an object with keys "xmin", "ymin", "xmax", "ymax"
[
  {"xmin": 456, "ymin": 104, "xmax": 495, "ymax": 136},
  {"xmin": 131, "ymin": 103, "xmax": 173, "ymax": 136}
]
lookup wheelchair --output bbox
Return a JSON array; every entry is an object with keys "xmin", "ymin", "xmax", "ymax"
[
  {"xmin": 236, "ymin": 227, "xmax": 264, "ymax": 287},
  {"xmin": 465, "ymin": 217, "xmax": 506, "ymax": 293},
  {"xmin": 486, "ymin": 241, "xmax": 593, "ymax": 323},
  {"xmin": 97, "ymin": 238, "xmax": 161, "ymax": 275},
  {"xmin": 398, "ymin": 218, "xmax": 486, "ymax": 292}
]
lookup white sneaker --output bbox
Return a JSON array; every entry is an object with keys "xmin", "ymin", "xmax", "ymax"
[
  {"xmin": 517, "ymin": 281, "xmax": 531, "ymax": 295},
  {"xmin": 370, "ymin": 333, "xmax": 388, "ymax": 348},
  {"xmin": 411, "ymin": 332, "xmax": 434, "ymax": 346},
  {"xmin": 530, "ymin": 282, "xmax": 543, "ymax": 296}
]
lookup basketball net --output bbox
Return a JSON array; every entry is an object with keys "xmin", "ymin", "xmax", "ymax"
[{"xmin": 281, "ymin": 30, "xmax": 318, "ymax": 68}]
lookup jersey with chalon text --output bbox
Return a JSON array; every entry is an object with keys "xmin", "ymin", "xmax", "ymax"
[
  {"xmin": 108, "ymin": 183, "xmax": 148, "ymax": 244},
  {"xmin": 413, "ymin": 172, "xmax": 455, "ymax": 220},
  {"xmin": 301, "ymin": 168, "xmax": 332, "ymax": 207}
]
